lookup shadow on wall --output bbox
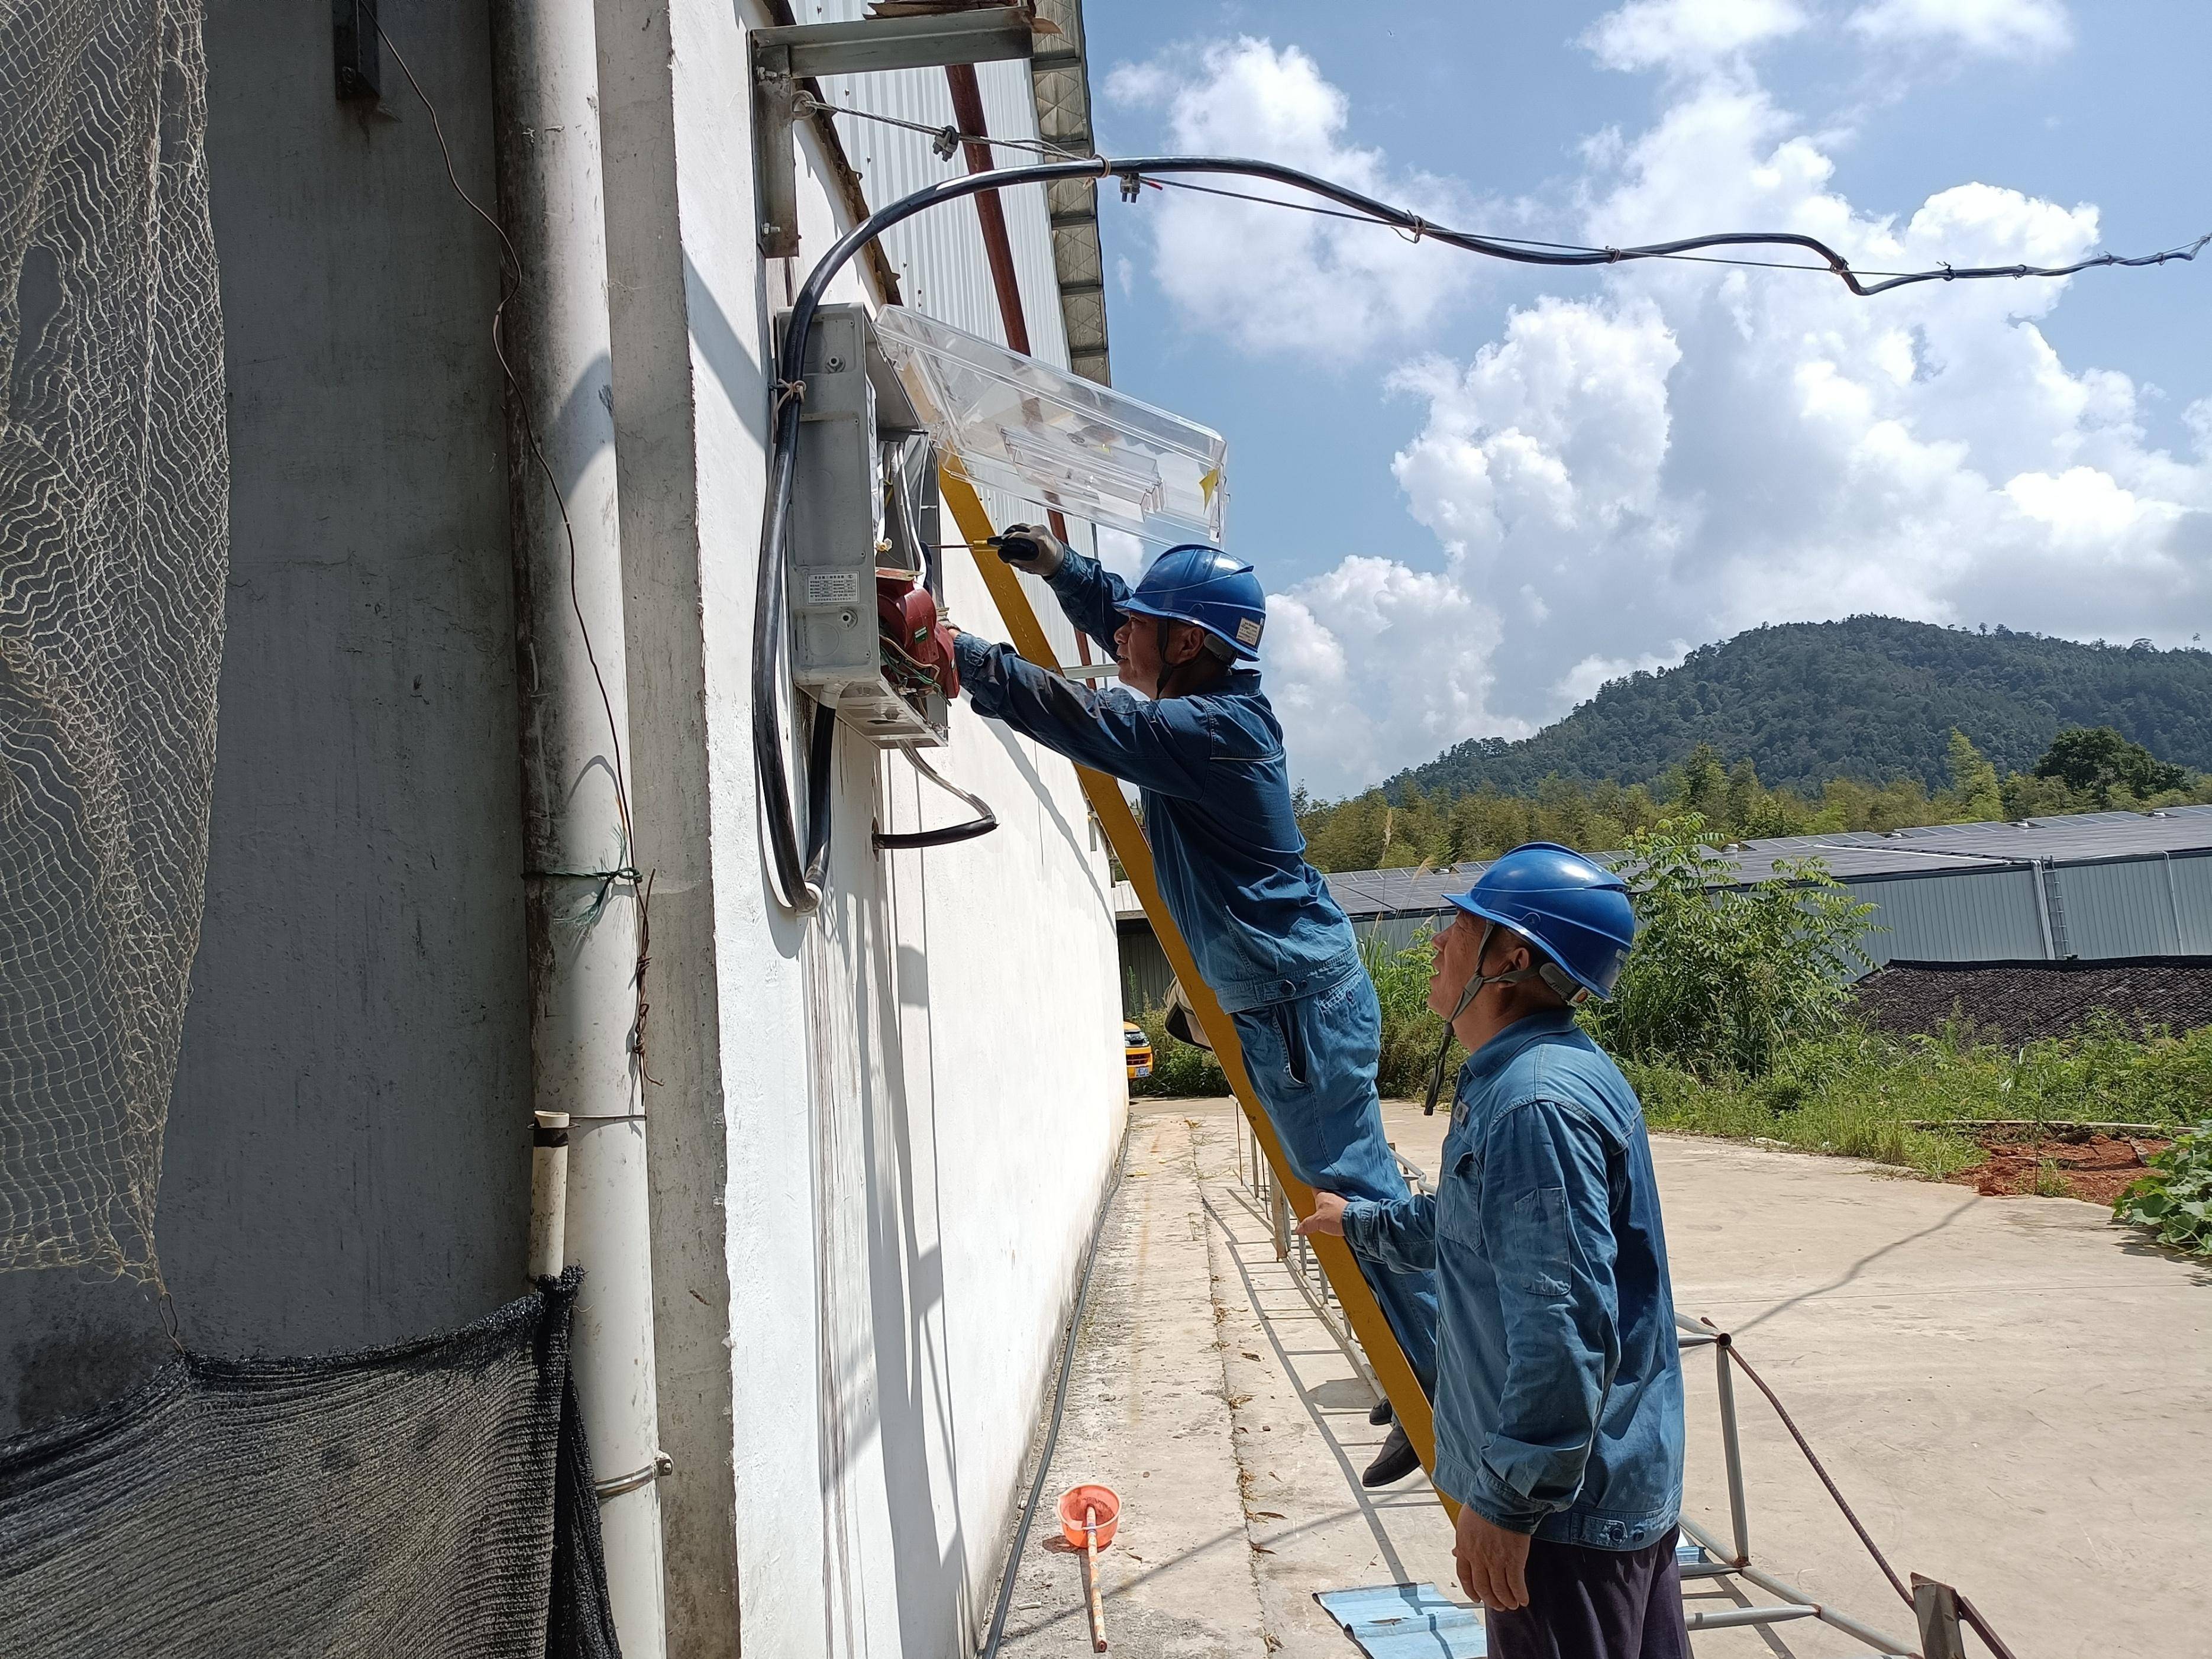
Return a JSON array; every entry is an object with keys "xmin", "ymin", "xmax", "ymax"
[
  {"xmin": 981, "ymin": 718, "xmax": 1108, "ymax": 912},
  {"xmin": 799, "ymin": 738, "xmax": 981, "ymax": 1658}
]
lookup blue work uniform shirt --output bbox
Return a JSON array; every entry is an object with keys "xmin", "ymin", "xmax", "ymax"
[
  {"xmin": 950, "ymin": 550, "xmax": 1360, "ymax": 1012},
  {"xmin": 1342, "ymin": 1009, "xmax": 1685, "ymax": 1549}
]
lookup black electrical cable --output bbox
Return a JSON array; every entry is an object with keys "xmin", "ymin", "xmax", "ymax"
[
  {"xmin": 803, "ymin": 700, "xmax": 835, "ymax": 892},
  {"xmin": 977, "ymin": 1132, "xmax": 1129, "ymax": 1658},
  {"xmin": 875, "ymin": 747, "xmax": 998, "ymax": 851},
  {"xmin": 753, "ymin": 153, "xmax": 2208, "ymax": 916}
]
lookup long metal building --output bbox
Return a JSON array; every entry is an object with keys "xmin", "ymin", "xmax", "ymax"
[{"xmin": 1116, "ymin": 806, "xmax": 2212, "ymax": 1012}]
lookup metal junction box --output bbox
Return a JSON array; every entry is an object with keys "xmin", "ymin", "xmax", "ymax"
[{"xmin": 782, "ymin": 303, "xmax": 948, "ymax": 746}]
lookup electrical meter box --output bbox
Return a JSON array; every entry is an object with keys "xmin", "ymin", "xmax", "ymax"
[{"xmin": 782, "ymin": 303, "xmax": 949, "ymax": 747}]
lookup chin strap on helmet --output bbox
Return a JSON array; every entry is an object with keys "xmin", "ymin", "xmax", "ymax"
[
  {"xmin": 1154, "ymin": 617, "xmax": 1229, "ymax": 701},
  {"xmin": 1421, "ymin": 922, "xmax": 1593, "ymax": 1116}
]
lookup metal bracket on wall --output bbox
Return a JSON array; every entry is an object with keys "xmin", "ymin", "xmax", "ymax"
[
  {"xmin": 332, "ymin": 0, "xmax": 379, "ymax": 102},
  {"xmin": 751, "ymin": 6, "xmax": 1036, "ymax": 257}
]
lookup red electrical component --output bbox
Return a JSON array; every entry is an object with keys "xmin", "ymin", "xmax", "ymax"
[{"xmin": 876, "ymin": 569, "xmax": 959, "ymax": 701}]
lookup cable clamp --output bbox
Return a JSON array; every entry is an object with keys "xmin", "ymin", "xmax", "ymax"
[
  {"xmin": 932, "ymin": 124, "xmax": 960, "ymax": 161},
  {"xmin": 596, "ymin": 1450, "xmax": 675, "ymax": 1501},
  {"xmin": 1117, "ymin": 169, "xmax": 1141, "ymax": 202}
]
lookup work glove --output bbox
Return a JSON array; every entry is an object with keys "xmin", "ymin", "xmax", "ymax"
[{"xmin": 990, "ymin": 522, "xmax": 1065, "ymax": 578}]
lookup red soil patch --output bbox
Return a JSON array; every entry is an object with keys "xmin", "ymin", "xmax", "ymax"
[{"xmin": 1945, "ymin": 1132, "xmax": 2171, "ymax": 1204}]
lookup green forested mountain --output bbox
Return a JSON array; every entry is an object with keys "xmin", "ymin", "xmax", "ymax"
[{"xmin": 1390, "ymin": 618, "xmax": 2212, "ymax": 799}]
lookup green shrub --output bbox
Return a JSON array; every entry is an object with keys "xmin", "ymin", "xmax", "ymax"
[
  {"xmin": 1127, "ymin": 1002, "xmax": 1226, "ymax": 1098},
  {"xmin": 1360, "ymin": 924, "xmax": 1465, "ymax": 1099},
  {"xmin": 1129, "ymin": 924, "xmax": 1464, "ymax": 1100},
  {"xmin": 2113, "ymin": 1123, "xmax": 2212, "ymax": 1257},
  {"xmin": 1587, "ymin": 814, "xmax": 1876, "ymax": 1080}
]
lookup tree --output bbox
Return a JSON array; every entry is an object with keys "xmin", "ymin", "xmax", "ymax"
[
  {"xmin": 1677, "ymin": 743, "xmax": 1726, "ymax": 819},
  {"xmin": 1722, "ymin": 759, "xmax": 1762, "ymax": 835},
  {"xmin": 1585, "ymin": 815, "xmax": 1877, "ymax": 1080},
  {"xmin": 2033, "ymin": 726, "xmax": 2188, "ymax": 806},
  {"xmin": 1942, "ymin": 730, "xmax": 2003, "ymax": 822}
]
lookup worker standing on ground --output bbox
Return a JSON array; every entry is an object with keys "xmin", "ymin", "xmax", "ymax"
[
  {"xmin": 1298, "ymin": 845, "xmax": 1688, "ymax": 1659},
  {"xmin": 949, "ymin": 525, "xmax": 1437, "ymax": 1488}
]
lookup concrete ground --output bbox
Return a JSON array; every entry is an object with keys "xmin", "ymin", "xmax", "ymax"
[{"xmin": 988, "ymin": 1100, "xmax": 2210, "ymax": 1659}]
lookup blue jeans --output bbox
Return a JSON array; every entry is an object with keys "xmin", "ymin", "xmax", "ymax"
[{"xmin": 1232, "ymin": 971, "xmax": 1440, "ymax": 1396}]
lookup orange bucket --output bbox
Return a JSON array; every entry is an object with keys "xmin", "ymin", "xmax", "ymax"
[{"xmin": 1057, "ymin": 1483, "xmax": 1120, "ymax": 1550}]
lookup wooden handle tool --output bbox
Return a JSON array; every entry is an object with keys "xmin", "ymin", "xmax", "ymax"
[{"xmin": 1084, "ymin": 1505, "xmax": 1107, "ymax": 1651}]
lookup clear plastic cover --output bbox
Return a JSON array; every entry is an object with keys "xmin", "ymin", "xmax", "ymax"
[{"xmin": 875, "ymin": 305, "xmax": 1227, "ymax": 544}]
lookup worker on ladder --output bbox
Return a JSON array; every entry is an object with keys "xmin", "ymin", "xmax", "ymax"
[
  {"xmin": 1299, "ymin": 846, "xmax": 1689, "ymax": 1659},
  {"xmin": 950, "ymin": 527, "xmax": 1436, "ymax": 1488}
]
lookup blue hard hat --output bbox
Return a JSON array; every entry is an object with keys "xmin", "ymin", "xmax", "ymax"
[
  {"xmin": 1119, "ymin": 544, "xmax": 1267, "ymax": 661},
  {"xmin": 1445, "ymin": 842, "xmax": 1637, "ymax": 1002}
]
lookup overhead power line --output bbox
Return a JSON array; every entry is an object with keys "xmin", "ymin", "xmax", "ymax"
[
  {"xmin": 754, "ymin": 150, "xmax": 2208, "ymax": 911},
  {"xmin": 791, "ymin": 110, "xmax": 2211, "ymax": 295}
]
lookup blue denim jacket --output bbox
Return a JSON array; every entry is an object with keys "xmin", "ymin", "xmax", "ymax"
[
  {"xmin": 1342, "ymin": 1011, "xmax": 1684, "ymax": 1548},
  {"xmin": 952, "ymin": 550, "xmax": 1360, "ymax": 1012}
]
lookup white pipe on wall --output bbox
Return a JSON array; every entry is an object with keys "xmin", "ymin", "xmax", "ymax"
[
  {"xmin": 530, "ymin": 1112, "xmax": 571, "ymax": 1280},
  {"xmin": 487, "ymin": 2, "xmax": 668, "ymax": 1651}
]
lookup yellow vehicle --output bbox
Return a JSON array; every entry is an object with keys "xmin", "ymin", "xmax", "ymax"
[{"xmin": 1123, "ymin": 1021, "xmax": 1152, "ymax": 1082}]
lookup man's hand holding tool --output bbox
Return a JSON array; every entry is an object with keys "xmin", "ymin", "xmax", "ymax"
[{"xmin": 987, "ymin": 522, "xmax": 1065, "ymax": 577}]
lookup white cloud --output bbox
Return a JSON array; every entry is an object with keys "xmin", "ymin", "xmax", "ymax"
[
  {"xmin": 1246, "ymin": 67, "xmax": 2210, "ymax": 798},
  {"xmin": 1103, "ymin": 38, "xmax": 1475, "ymax": 360},
  {"xmin": 1262, "ymin": 559, "xmax": 1523, "ymax": 793},
  {"xmin": 1849, "ymin": 0, "xmax": 2072, "ymax": 60},
  {"xmin": 1582, "ymin": 0, "xmax": 1809, "ymax": 75},
  {"xmin": 1093, "ymin": 525, "xmax": 1148, "ymax": 581},
  {"xmin": 1554, "ymin": 645, "xmax": 1690, "ymax": 706}
]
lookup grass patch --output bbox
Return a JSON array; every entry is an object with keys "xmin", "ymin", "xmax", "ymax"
[{"xmin": 1626, "ymin": 1015, "xmax": 2212, "ymax": 1180}]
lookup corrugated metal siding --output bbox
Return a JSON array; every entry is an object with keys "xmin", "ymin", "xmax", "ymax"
[
  {"xmin": 2057, "ymin": 859, "xmax": 2182, "ymax": 958},
  {"xmin": 2172, "ymin": 851, "xmax": 2212, "ymax": 954},
  {"xmin": 1119, "ymin": 927, "xmax": 1172, "ymax": 1014},
  {"xmin": 802, "ymin": 4, "xmax": 1098, "ymax": 665},
  {"xmin": 1845, "ymin": 868, "xmax": 2048, "ymax": 967},
  {"xmin": 1356, "ymin": 915, "xmax": 1446, "ymax": 958},
  {"xmin": 808, "ymin": 6, "xmax": 1070, "ymax": 369}
]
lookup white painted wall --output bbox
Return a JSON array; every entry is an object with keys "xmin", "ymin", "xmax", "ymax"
[
  {"xmin": 5, "ymin": 9, "xmax": 1120, "ymax": 1656},
  {"xmin": 600, "ymin": 7, "xmax": 1126, "ymax": 1655}
]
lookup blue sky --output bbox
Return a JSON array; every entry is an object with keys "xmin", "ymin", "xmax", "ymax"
[{"xmin": 1071, "ymin": 1, "xmax": 2212, "ymax": 796}]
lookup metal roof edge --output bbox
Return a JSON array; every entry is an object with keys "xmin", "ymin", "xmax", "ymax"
[
  {"xmin": 1027, "ymin": 0, "xmax": 1110, "ymax": 384},
  {"xmin": 1872, "ymin": 954, "xmax": 2212, "ymax": 974}
]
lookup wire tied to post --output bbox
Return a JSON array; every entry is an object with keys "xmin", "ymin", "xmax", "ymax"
[
  {"xmin": 526, "ymin": 864, "xmax": 645, "ymax": 931},
  {"xmin": 378, "ymin": 16, "xmax": 658, "ymax": 1077}
]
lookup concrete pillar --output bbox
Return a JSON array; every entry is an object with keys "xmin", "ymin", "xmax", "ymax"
[{"xmin": 487, "ymin": 2, "xmax": 667, "ymax": 1652}]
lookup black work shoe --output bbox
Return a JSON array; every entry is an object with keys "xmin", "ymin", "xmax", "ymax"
[
  {"xmin": 1361, "ymin": 1422, "xmax": 1420, "ymax": 1488},
  {"xmin": 1368, "ymin": 1397, "xmax": 1394, "ymax": 1427}
]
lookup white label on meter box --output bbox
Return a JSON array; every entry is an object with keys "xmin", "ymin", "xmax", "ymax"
[{"xmin": 805, "ymin": 569, "xmax": 864, "ymax": 606}]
